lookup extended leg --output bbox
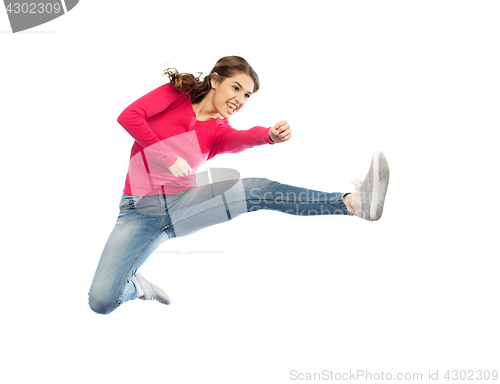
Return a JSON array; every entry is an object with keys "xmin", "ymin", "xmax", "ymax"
[{"xmin": 162, "ymin": 177, "xmax": 351, "ymax": 238}]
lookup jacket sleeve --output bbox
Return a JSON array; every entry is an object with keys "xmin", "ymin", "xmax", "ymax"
[
  {"xmin": 208, "ymin": 120, "xmax": 275, "ymax": 159},
  {"xmin": 117, "ymin": 83, "xmax": 181, "ymax": 169}
]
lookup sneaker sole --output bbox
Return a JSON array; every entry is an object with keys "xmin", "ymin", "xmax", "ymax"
[{"xmin": 369, "ymin": 151, "xmax": 389, "ymax": 221}]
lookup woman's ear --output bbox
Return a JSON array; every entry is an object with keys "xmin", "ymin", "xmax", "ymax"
[{"xmin": 210, "ymin": 72, "xmax": 219, "ymax": 89}]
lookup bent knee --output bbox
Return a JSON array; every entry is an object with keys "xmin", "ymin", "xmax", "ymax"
[{"xmin": 88, "ymin": 292, "xmax": 118, "ymax": 315}]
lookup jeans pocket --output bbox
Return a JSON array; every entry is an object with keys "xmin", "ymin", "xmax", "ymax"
[{"xmin": 119, "ymin": 194, "xmax": 144, "ymax": 211}]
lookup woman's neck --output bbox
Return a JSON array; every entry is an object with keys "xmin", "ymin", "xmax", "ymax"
[{"xmin": 192, "ymin": 90, "xmax": 221, "ymax": 121}]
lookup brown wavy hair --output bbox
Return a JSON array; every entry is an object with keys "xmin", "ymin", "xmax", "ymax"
[{"xmin": 162, "ymin": 56, "xmax": 260, "ymax": 104}]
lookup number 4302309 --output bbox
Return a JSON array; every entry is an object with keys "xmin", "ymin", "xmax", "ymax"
[
  {"xmin": 444, "ymin": 370, "xmax": 498, "ymax": 380},
  {"xmin": 5, "ymin": 2, "xmax": 63, "ymax": 14}
]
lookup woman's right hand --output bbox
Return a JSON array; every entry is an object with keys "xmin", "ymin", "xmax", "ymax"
[{"xmin": 168, "ymin": 156, "xmax": 192, "ymax": 177}]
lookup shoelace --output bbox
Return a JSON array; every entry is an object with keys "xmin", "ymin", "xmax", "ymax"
[
  {"xmin": 352, "ymin": 178, "xmax": 362, "ymax": 190},
  {"xmin": 140, "ymin": 287, "xmax": 159, "ymax": 301},
  {"xmin": 141, "ymin": 293, "xmax": 156, "ymax": 301}
]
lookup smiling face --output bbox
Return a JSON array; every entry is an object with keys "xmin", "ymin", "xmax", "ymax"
[{"xmin": 211, "ymin": 72, "xmax": 255, "ymax": 119}]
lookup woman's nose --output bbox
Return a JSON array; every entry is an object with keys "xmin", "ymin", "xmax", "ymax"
[{"xmin": 236, "ymin": 93, "xmax": 244, "ymax": 105}]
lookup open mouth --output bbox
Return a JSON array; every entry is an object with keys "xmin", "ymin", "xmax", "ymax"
[{"xmin": 227, "ymin": 102, "xmax": 238, "ymax": 115}]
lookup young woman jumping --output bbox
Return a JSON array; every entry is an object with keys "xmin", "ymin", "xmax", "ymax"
[{"xmin": 88, "ymin": 56, "xmax": 390, "ymax": 315}]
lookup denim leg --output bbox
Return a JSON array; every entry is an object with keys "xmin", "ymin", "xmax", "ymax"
[
  {"xmin": 88, "ymin": 194, "xmax": 171, "ymax": 315},
  {"xmin": 244, "ymin": 178, "xmax": 351, "ymax": 216},
  {"xmin": 164, "ymin": 178, "xmax": 351, "ymax": 238},
  {"xmin": 90, "ymin": 179, "xmax": 350, "ymax": 314}
]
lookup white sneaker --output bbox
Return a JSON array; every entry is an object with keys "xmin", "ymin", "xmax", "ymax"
[
  {"xmin": 350, "ymin": 151, "xmax": 390, "ymax": 221},
  {"xmin": 131, "ymin": 273, "xmax": 171, "ymax": 305}
]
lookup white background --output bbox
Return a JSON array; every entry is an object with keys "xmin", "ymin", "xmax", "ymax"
[{"xmin": 1, "ymin": 1, "xmax": 499, "ymax": 383}]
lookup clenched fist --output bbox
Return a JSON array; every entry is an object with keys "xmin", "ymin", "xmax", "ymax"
[
  {"xmin": 269, "ymin": 120, "xmax": 292, "ymax": 143},
  {"xmin": 169, "ymin": 156, "xmax": 192, "ymax": 177}
]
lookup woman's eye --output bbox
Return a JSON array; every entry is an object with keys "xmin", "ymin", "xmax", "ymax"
[
  {"xmin": 244, "ymin": 93, "xmax": 251, "ymax": 99},
  {"xmin": 233, "ymin": 86, "xmax": 239, "ymax": 91}
]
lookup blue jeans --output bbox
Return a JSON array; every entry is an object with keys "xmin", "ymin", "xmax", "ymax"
[{"xmin": 88, "ymin": 178, "xmax": 351, "ymax": 314}]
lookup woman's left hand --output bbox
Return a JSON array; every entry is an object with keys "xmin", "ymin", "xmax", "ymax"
[{"xmin": 269, "ymin": 120, "xmax": 292, "ymax": 143}]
